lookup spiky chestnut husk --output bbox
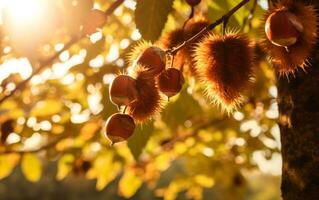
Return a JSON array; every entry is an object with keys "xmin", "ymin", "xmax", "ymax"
[
  {"xmin": 83, "ymin": 9, "xmax": 106, "ymax": 35},
  {"xmin": 184, "ymin": 15, "xmax": 209, "ymax": 40},
  {"xmin": 158, "ymin": 15, "xmax": 209, "ymax": 77},
  {"xmin": 183, "ymin": 15, "xmax": 210, "ymax": 77},
  {"xmin": 194, "ymin": 32, "xmax": 255, "ymax": 113},
  {"xmin": 105, "ymin": 113, "xmax": 136, "ymax": 144},
  {"xmin": 127, "ymin": 65, "xmax": 162, "ymax": 122},
  {"xmin": 262, "ymin": 0, "xmax": 318, "ymax": 75},
  {"xmin": 185, "ymin": 0, "xmax": 201, "ymax": 7},
  {"xmin": 159, "ymin": 29, "xmax": 185, "ymax": 69},
  {"xmin": 128, "ymin": 41, "xmax": 166, "ymax": 76},
  {"xmin": 157, "ymin": 68, "xmax": 185, "ymax": 98},
  {"xmin": 161, "ymin": 29, "xmax": 185, "ymax": 48},
  {"xmin": 109, "ymin": 75, "xmax": 138, "ymax": 108}
]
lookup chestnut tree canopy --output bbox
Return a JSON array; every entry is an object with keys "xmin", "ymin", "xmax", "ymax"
[{"xmin": 0, "ymin": 0, "xmax": 318, "ymax": 199}]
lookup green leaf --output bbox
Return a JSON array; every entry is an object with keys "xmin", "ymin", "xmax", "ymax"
[
  {"xmin": 162, "ymin": 87, "xmax": 203, "ymax": 129},
  {"xmin": 208, "ymin": 0, "xmax": 242, "ymax": 28},
  {"xmin": 135, "ymin": 0, "xmax": 173, "ymax": 41},
  {"xmin": 21, "ymin": 153, "xmax": 42, "ymax": 182},
  {"xmin": 127, "ymin": 121, "xmax": 154, "ymax": 160}
]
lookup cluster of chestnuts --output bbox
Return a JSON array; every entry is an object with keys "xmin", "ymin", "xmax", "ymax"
[
  {"xmin": 104, "ymin": 0, "xmax": 318, "ymax": 144},
  {"xmin": 104, "ymin": 0, "xmax": 203, "ymax": 144},
  {"xmin": 105, "ymin": 45, "xmax": 184, "ymax": 144}
]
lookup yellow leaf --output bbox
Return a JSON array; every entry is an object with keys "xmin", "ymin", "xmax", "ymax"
[
  {"xmin": 164, "ymin": 179, "xmax": 190, "ymax": 200},
  {"xmin": 56, "ymin": 154, "xmax": 74, "ymax": 180},
  {"xmin": 94, "ymin": 152, "xmax": 121, "ymax": 190},
  {"xmin": 194, "ymin": 174, "xmax": 215, "ymax": 188},
  {"xmin": 80, "ymin": 121, "xmax": 100, "ymax": 140},
  {"xmin": 96, "ymin": 162, "xmax": 121, "ymax": 191},
  {"xmin": 118, "ymin": 169, "xmax": 143, "ymax": 198},
  {"xmin": 21, "ymin": 153, "xmax": 42, "ymax": 182},
  {"xmin": 30, "ymin": 100, "xmax": 62, "ymax": 117},
  {"xmin": 0, "ymin": 154, "xmax": 19, "ymax": 179}
]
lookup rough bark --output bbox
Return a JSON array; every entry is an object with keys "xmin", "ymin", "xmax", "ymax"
[
  {"xmin": 276, "ymin": 1, "xmax": 319, "ymax": 199},
  {"xmin": 278, "ymin": 63, "xmax": 319, "ymax": 200}
]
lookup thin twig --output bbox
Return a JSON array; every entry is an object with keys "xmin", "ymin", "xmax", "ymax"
[
  {"xmin": 0, "ymin": 0, "xmax": 125, "ymax": 105},
  {"xmin": 105, "ymin": 0, "xmax": 125, "ymax": 16},
  {"xmin": 167, "ymin": 0, "xmax": 250, "ymax": 55},
  {"xmin": 241, "ymin": 0, "xmax": 258, "ymax": 31},
  {"xmin": 0, "ymin": 134, "xmax": 67, "ymax": 154},
  {"xmin": 0, "ymin": 37, "xmax": 78, "ymax": 104}
]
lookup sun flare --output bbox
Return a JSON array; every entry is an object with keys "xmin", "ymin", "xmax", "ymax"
[{"xmin": 2, "ymin": 0, "xmax": 44, "ymax": 25}]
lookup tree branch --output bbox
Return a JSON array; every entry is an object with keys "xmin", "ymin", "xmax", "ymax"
[
  {"xmin": 0, "ymin": 134, "xmax": 67, "ymax": 154},
  {"xmin": 159, "ymin": 118, "xmax": 226, "ymax": 151},
  {"xmin": 0, "ymin": 0, "xmax": 125, "ymax": 105},
  {"xmin": 167, "ymin": 0, "xmax": 250, "ymax": 55},
  {"xmin": 0, "ymin": 0, "xmax": 250, "ymax": 156},
  {"xmin": 105, "ymin": 0, "xmax": 125, "ymax": 16}
]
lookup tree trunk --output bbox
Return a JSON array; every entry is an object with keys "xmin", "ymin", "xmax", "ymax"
[
  {"xmin": 276, "ymin": 1, "xmax": 319, "ymax": 199},
  {"xmin": 278, "ymin": 65, "xmax": 319, "ymax": 200}
]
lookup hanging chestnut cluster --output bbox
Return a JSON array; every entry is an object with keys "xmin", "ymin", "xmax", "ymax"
[
  {"xmin": 106, "ymin": 43, "xmax": 184, "ymax": 144},
  {"xmin": 104, "ymin": 0, "xmax": 318, "ymax": 144}
]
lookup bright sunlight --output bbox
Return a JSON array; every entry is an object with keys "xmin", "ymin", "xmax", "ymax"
[{"xmin": 0, "ymin": 0, "xmax": 44, "ymax": 25}]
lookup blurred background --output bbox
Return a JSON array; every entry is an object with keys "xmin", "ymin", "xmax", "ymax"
[{"xmin": 0, "ymin": 0, "xmax": 282, "ymax": 199}]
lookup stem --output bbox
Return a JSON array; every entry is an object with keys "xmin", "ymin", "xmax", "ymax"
[
  {"xmin": 241, "ymin": 0, "xmax": 258, "ymax": 31},
  {"xmin": 0, "ymin": 0, "xmax": 125, "ymax": 105},
  {"xmin": 170, "ymin": 54, "xmax": 175, "ymax": 68},
  {"xmin": 182, "ymin": 6, "xmax": 195, "ymax": 30},
  {"xmin": 123, "ymin": 106, "xmax": 127, "ymax": 114},
  {"xmin": 168, "ymin": 0, "xmax": 250, "ymax": 55}
]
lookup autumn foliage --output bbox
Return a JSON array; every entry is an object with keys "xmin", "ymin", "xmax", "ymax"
[{"xmin": 0, "ymin": 0, "xmax": 318, "ymax": 199}]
